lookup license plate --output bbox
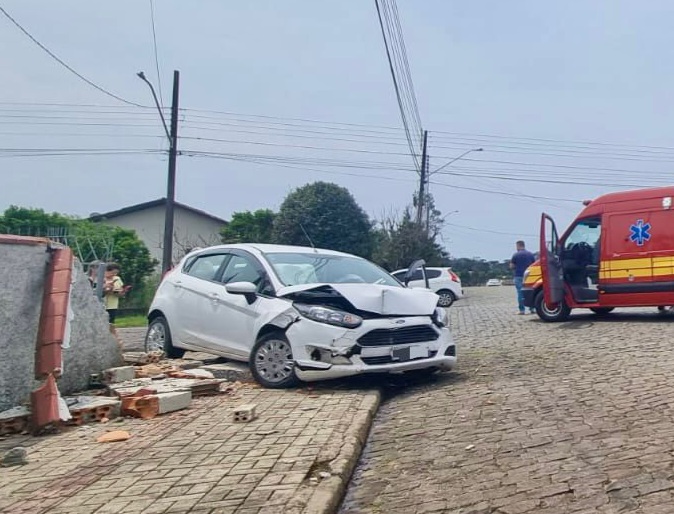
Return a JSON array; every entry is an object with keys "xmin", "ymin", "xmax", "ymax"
[
  {"xmin": 409, "ymin": 345, "xmax": 429, "ymax": 360},
  {"xmin": 391, "ymin": 347, "xmax": 410, "ymax": 362},
  {"xmin": 392, "ymin": 346, "xmax": 429, "ymax": 362}
]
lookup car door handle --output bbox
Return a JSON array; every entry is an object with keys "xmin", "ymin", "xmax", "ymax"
[
  {"xmin": 174, "ymin": 280, "xmax": 183, "ymax": 289},
  {"xmin": 209, "ymin": 292, "xmax": 219, "ymax": 301}
]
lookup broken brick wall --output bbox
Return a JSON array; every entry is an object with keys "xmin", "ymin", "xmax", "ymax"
[
  {"xmin": 0, "ymin": 237, "xmax": 123, "ymax": 411},
  {"xmin": 59, "ymin": 263, "xmax": 123, "ymax": 394},
  {"xmin": 0, "ymin": 241, "xmax": 49, "ymax": 411}
]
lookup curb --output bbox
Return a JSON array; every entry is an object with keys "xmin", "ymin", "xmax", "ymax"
[{"xmin": 301, "ymin": 390, "xmax": 382, "ymax": 514}]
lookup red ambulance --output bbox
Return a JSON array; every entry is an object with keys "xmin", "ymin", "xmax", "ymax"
[{"xmin": 522, "ymin": 186, "xmax": 674, "ymax": 321}]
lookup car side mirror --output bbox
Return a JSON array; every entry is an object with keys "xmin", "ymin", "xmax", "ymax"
[{"xmin": 225, "ymin": 281, "xmax": 258, "ymax": 303}]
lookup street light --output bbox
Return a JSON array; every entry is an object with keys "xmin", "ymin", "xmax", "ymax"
[
  {"xmin": 137, "ymin": 70, "xmax": 180, "ymax": 274},
  {"xmin": 431, "ymin": 147, "xmax": 483, "ymax": 176},
  {"xmin": 137, "ymin": 71, "xmax": 170, "ymax": 140}
]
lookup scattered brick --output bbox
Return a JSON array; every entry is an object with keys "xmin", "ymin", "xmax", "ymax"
[{"xmin": 233, "ymin": 404, "xmax": 257, "ymax": 423}]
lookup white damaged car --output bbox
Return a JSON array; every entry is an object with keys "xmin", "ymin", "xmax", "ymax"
[{"xmin": 145, "ymin": 244, "xmax": 456, "ymax": 388}]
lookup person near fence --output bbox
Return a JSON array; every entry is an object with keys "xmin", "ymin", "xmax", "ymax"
[{"xmin": 103, "ymin": 263, "xmax": 124, "ymax": 324}]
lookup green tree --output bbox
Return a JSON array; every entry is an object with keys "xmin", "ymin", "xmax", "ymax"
[
  {"xmin": 372, "ymin": 207, "xmax": 448, "ymax": 271},
  {"xmin": 447, "ymin": 257, "xmax": 511, "ymax": 286},
  {"xmin": 0, "ymin": 206, "xmax": 157, "ymax": 299},
  {"xmin": 220, "ymin": 209, "xmax": 276, "ymax": 244},
  {"xmin": 272, "ymin": 182, "xmax": 373, "ymax": 257}
]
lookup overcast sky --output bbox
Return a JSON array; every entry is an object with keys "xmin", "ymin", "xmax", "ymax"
[{"xmin": 3, "ymin": 1, "xmax": 674, "ymax": 260}]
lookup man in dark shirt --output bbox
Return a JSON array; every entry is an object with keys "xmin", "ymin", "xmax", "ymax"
[{"xmin": 510, "ymin": 240, "xmax": 536, "ymax": 314}]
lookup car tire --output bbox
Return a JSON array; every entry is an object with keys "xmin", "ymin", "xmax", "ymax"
[
  {"xmin": 590, "ymin": 307, "xmax": 615, "ymax": 316},
  {"xmin": 250, "ymin": 333, "xmax": 299, "ymax": 389},
  {"xmin": 145, "ymin": 316, "xmax": 185, "ymax": 359},
  {"xmin": 534, "ymin": 290, "xmax": 571, "ymax": 322},
  {"xmin": 436, "ymin": 289, "xmax": 456, "ymax": 308}
]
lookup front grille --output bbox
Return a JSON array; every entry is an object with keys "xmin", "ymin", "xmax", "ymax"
[
  {"xmin": 357, "ymin": 325, "xmax": 439, "ymax": 347},
  {"xmin": 362, "ymin": 350, "xmax": 437, "ymax": 366}
]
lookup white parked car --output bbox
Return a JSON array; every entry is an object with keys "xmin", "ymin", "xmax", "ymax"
[
  {"xmin": 145, "ymin": 244, "xmax": 457, "ymax": 388},
  {"xmin": 486, "ymin": 278, "xmax": 503, "ymax": 287},
  {"xmin": 391, "ymin": 267, "xmax": 463, "ymax": 307}
]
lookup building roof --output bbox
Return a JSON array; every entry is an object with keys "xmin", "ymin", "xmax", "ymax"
[{"xmin": 89, "ymin": 198, "xmax": 228, "ymax": 225}]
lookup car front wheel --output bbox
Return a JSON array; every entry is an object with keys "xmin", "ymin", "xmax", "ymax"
[
  {"xmin": 145, "ymin": 316, "xmax": 185, "ymax": 359},
  {"xmin": 534, "ymin": 290, "xmax": 571, "ymax": 322},
  {"xmin": 436, "ymin": 289, "xmax": 456, "ymax": 308},
  {"xmin": 250, "ymin": 333, "xmax": 299, "ymax": 389}
]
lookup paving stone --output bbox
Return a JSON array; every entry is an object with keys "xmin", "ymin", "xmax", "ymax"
[
  {"xmin": 340, "ymin": 287, "xmax": 674, "ymax": 513},
  {"xmin": 0, "ymin": 340, "xmax": 380, "ymax": 514}
]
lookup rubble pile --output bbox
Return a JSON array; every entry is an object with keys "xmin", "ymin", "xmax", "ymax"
[{"xmin": 0, "ymin": 350, "xmax": 251, "ymax": 436}]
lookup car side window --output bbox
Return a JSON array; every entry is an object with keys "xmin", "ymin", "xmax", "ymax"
[
  {"xmin": 391, "ymin": 271, "xmax": 405, "ymax": 281},
  {"xmin": 183, "ymin": 254, "xmax": 228, "ymax": 281},
  {"xmin": 426, "ymin": 269, "xmax": 442, "ymax": 279},
  {"xmin": 221, "ymin": 254, "xmax": 263, "ymax": 288}
]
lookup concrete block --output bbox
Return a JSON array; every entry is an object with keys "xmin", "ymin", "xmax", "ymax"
[
  {"xmin": 108, "ymin": 378, "xmax": 154, "ymax": 396},
  {"xmin": 102, "ymin": 366, "xmax": 136, "ymax": 385},
  {"xmin": 200, "ymin": 362, "xmax": 253, "ymax": 382},
  {"xmin": 233, "ymin": 403, "xmax": 257, "ymax": 423},
  {"xmin": 157, "ymin": 391, "xmax": 192, "ymax": 414},
  {"xmin": 178, "ymin": 369, "xmax": 214, "ymax": 379}
]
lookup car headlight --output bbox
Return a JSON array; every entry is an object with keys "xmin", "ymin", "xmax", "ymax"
[
  {"xmin": 294, "ymin": 304, "xmax": 363, "ymax": 329},
  {"xmin": 432, "ymin": 307, "xmax": 449, "ymax": 328}
]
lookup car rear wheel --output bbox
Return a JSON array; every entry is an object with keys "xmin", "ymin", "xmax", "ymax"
[
  {"xmin": 590, "ymin": 307, "xmax": 615, "ymax": 316},
  {"xmin": 145, "ymin": 316, "xmax": 185, "ymax": 359},
  {"xmin": 436, "ymin": 289, "xmax": 456, "ymax": 308},
  {"xmin": 250, "ymin": 334, "xmax": 299, "ymax": 389},
  {"xmin": 534, "ymin": 290, "xmax": 571, "ymax": 322}
]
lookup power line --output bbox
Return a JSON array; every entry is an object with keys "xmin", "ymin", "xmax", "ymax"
[
  {"xmin": 8, "ymin": 101, "xmax": 674, "ymax": 155},
  {"xmin": 0, "ymin": 5, "xmax": 146, "ymax": 108},
  {"xmin": 148, "ymin": 0, "xmax": 164, "ymax": 107},
  {"xmin": 444, "ymin": 222, "xmax": 538, "ymax": 238},
  {"xmin": 429, "ymin": 179, "xmax": 581, "ymax": 203},
  {"xmin": 373, "ymin": 0, "xmax": 420, "ymax": 170},
  {"xmin": 180, "ymin": 148, "xmax": 582, "ymax": 204}
]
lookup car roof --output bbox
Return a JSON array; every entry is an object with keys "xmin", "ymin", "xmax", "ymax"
[{"xmin": 187, "ymin": 243, "xmax": 359, "ymax": 259}]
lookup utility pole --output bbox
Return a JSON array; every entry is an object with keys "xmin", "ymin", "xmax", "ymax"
[
  {"xmin": 137, "ymin": 69, "xmax": 180, "ymax": 274},
  {"xmin": 416, "ymin": 130, "xmax": 429, "ymax": 226},
  {"xmin": 162, "ymin": 70, "xmax": 180, "ymax": 274}
]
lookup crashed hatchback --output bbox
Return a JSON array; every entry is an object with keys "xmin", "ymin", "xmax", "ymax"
[{"xmin": 145, "ymin": 244, "xmax": 456, "ymax": 388}]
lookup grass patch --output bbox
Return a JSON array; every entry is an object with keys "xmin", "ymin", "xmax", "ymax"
[{"xmin": 115, "ymin": 314, "xmax": 147, "ymax": 328}]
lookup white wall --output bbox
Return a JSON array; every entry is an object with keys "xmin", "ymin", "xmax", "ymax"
[{"xmin": 98, "ymin": 205, "xmax": 225, "ymax": 266}]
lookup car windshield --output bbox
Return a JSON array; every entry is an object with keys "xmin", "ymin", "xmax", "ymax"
[{"xmin": 264, "ymin": 252, "xmax": 401, "ymax": 287}]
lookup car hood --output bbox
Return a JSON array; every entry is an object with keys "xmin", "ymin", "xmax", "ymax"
[{"xmin": 276, "ymin": 283, "xmax": 439, "ymax": 316}]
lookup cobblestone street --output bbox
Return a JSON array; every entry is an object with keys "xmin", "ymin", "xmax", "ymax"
[{"xmin": 341, "ymin": 287, "xmax": 674, "ymax": 514}]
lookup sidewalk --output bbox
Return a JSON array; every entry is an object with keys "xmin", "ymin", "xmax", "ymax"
[{"xmin": 0, "ymin": 327, "xmax": 381, "ymax": 514}]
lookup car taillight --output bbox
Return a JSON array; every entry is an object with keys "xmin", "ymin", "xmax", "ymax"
[
  {"xmin": 448, "ymin": 270, "xmax": 460, "ymax": 282},
  {"xmin": 161, "ymin": 267, "xmax": 173, "ymax": 282}
]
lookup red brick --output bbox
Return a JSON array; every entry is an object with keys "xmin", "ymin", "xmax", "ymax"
[
  {"xmin": 46, "ymin": 269, "xmax": 72, "ymax": 294},
  {"xmin": 51, "ymin": 248, "xmax": 73, "ymax": 271},
  {"xmin": 42, "ymin": 292, "xmax": 69, "ymax": 318},
  {"xmin": 0, "ymin": 234, "xmax": 50, "ymax": 246}
]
